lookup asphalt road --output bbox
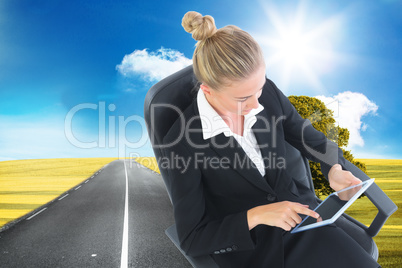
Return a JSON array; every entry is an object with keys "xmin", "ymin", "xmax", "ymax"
[{"xmin": 0, "ymin": 160, "xmax": 191, "ymax": 268}]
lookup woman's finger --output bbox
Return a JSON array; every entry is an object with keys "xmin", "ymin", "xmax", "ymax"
[{"xmin": 295, "ymin": 205, "xmax": 320, "ymax": 219}]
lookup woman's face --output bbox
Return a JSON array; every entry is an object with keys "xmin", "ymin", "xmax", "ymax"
[{"xmin": 201, "ymin": 65, "xmax": 266, "ymax": 117}]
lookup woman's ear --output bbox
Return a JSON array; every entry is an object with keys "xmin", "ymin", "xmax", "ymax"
[{"xmin": 200, "ymin": 83, "xmax": 212, "ymax": 96}]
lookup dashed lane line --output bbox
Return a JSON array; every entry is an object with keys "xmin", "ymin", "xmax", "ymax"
[
  {"xmin": 26, "ymin": 208, "xmax": 47, "ymax": 220},
  {"xmin": 24, "ymin": 169, "xmax": 101, "ymax": 222},
  {"xmin": 58, "ymin": 194, "xmax": 69, "ymax": 201}
]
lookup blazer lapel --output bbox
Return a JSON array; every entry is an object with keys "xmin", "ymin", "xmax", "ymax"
[
  {"xmin": 252, "ymin": 109, "xmax": 278, "ymax": 187},
  {"xmin": 252, "ymin": 110, "xmax": 271, "ymax": 160},
  {"xmin": 208, "ymin": 133, "xmax": 273, "ymax": 193}
]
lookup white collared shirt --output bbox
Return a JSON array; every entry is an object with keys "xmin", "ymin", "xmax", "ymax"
[{"xmin": 197, "ymin": 89, "xmax": 266, "ymax": 176}]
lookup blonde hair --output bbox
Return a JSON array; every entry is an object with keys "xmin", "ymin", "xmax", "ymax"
[{"xmin": 182, "ymin": 11, "xmax": 264, "ymax": 90}]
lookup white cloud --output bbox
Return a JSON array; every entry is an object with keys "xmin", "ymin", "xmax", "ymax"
[
  {"xmin": 315, "ymin": 91, "xmax": 378, "ymax": 148},
  {"xmin": 116, "ymin": 47, "xmax": 192, "ymax": 82}
]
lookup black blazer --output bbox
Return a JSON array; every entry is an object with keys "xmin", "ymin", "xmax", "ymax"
[{"xmin": 162, "ymin": 78, "xmax": 347, "ymax": 267}]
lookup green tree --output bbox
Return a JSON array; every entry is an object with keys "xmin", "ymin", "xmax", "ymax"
[{"xmin": 288, "ymin": 95, "xmax": 367, "ymax": 197}]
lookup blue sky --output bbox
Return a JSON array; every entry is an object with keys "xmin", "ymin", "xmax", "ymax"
[{"xmin": 0, "ymin": 0, "xmax": 401, "ymax": 161}]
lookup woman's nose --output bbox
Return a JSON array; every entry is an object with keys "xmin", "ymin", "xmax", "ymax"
[{"xmin": 248, "ymin": 94, "xmax": 260, "ymax": 109}]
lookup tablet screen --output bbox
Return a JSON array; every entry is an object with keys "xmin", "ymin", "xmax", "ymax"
[
  {"xmin": 298, "ymin": 194, "xmax": 348, "ymax": 227},
  {"xmin": 291, "ymin": 179, "xmax": 374, "ymax": 233}
]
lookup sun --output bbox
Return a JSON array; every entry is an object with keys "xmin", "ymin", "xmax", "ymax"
[
  {"xmin": 277, "ymin": 29, "xmax": 311, "ymax": 65},
  {"xmin": 254, "ymin": 3, "xmax": 343, "ymax": 92}
]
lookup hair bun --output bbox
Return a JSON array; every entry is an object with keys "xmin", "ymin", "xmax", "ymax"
[{"xmin": 182, "ymin": 11, "xmax": 217, "ymax": 41}]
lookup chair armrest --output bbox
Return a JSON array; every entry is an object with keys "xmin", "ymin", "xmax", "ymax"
[{"xmin": 343, "ymin": 160, "xmax": 398, "ymax": 237}]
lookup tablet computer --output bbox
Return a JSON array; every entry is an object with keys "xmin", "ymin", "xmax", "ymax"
[{"xmin": 291, "ymin": 178, "xmax": 375, "ymax": 234}]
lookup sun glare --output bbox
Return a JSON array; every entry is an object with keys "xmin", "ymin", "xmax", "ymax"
[
  {"xmin": 277, "ymin": 28, "xmax": 311, "ymax": 64},
  {"xmin": 255, "ymin": 3, "xmax": 344, "ymax": 92}
]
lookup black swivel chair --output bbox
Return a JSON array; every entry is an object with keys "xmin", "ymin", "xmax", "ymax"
[{"xmin": 144, "ymin": 65, "xmax": 397, "ymax": 268}]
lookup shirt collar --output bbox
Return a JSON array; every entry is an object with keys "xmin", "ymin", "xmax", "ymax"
[{"xmin": 196, "ymin": 88, "xmax": 264, "ymax": 140}]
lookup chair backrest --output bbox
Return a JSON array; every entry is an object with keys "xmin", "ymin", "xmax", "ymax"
[
  {"xmin": 144, "ymin": 65, "xmax": 315, "ymax": 199},
  {"xmin": 144, "ymin": 65, "xmax": 196, "ymax": 200},
  {"xmin": 144, "ymin": 65, "xmax": 195, "ymax": 147}
]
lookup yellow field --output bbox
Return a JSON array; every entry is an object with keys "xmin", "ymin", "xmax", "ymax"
[{"xmin": 0, "ymin": 158, "xmax": 117, "ymax": 227}]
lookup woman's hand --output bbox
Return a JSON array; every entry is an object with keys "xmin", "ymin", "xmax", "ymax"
[
  {"xmin": 328, "ymin": 164, "xmax": 362, "ymax": 192},
  {"xmin": 247, "ymin": 201, "xmax": 320, "ymax": 231}
]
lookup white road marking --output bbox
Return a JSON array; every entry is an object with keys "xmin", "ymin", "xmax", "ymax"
[
  {"xmin": 120, "ymin": 160, "xmax": 129, "ymax": 268},
  {"xmin": 92, "ymin": 254, "xmax": 97, "ymax": 257},
  {"xmin": 27, "ymin": 207, "xmax": 47, "ymax": 220},
  {"xmin": 85, "ymin": 180, "xmax": 89, "ymax": 183},
  {"xmin": 58, "ymin": 194, "xmax": 69, "ymax": 200},
  {"xmin": 75, "ymin": 185, "xmax": 82, "ymax": 190}
]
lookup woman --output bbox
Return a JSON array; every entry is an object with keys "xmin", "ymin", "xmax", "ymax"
[{"xmin": 162, "ymin": 11, "xmax": 380, "ymax": 267}]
